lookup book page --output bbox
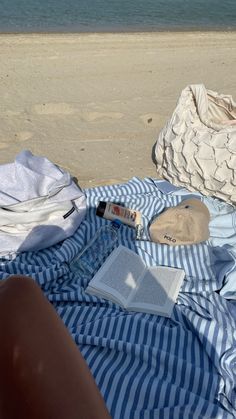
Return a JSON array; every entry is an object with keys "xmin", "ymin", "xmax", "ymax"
[
  {"xmin": 86, "ymin": 245, "xmax": 145, "ymax": 306},
  {"xmin": 127, "ymin": 266, "xmax": 185, "ymax": 317}
]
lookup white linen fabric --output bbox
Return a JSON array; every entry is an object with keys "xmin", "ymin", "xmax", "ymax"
[
  {"xmin": 155, "ymin": 84, "xmax": 236, "ymax": 204},
  {"xmin": 0, "ymin": 150, "xmax": 86, "ymax": 254}
]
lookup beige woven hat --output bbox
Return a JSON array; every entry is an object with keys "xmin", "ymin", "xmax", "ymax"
[{"xmin": 149, "ymin": 199, "xmax": 210, "ymax": 245}]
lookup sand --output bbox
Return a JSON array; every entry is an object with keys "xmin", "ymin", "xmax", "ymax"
[{"xmin": 0, "ymin": 31, "xmax": 236, "ymax": 188}]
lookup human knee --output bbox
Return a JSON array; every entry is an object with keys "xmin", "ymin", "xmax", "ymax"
[{"xmin": 0, "ymin": 275, "xmax": 38, "ymax": 302}]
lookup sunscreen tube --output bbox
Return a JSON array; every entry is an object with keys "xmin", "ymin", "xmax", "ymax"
[{"xmin": 96, "ymin": 201, "xmax": 142, "ymax": 231}]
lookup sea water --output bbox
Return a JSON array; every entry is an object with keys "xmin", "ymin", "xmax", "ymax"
[{"xmin": 0, "ymin": 0, "xmax": 236, "ymax": 33}]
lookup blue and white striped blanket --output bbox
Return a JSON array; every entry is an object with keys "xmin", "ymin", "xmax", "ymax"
[{"xmin": 0, "ymin": 177, "xmax": 236, "ymax": 418}]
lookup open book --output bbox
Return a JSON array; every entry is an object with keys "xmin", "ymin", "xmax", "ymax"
[{"xmin": 85, "ymin": 245, "xmax": 185, "ymax": 317}]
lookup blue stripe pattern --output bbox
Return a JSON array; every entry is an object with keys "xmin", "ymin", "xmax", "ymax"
[{"xmin": 0, "ymin": 177, "xmax": 235, "ymax": 418}]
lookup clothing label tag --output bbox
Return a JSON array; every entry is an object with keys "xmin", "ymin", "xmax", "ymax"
[{"xmin": 63, "ymin": 206, "xmax": 76, "ymax": 219}]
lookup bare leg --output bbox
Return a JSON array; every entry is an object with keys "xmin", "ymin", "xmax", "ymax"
[{"xmin": 0, "ymin": 275, "xmax": 111, "ymax": 419}]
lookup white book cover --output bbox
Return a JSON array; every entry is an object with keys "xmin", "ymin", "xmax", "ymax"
[{"xmin": 85, "ymin": 245, "xmax": 185, "ymax": 317}]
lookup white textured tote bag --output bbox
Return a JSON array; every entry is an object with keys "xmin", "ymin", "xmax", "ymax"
[
  {"xmin": 0, "ymin": 150, "xmax": 86, "ymax": 255},
  {"xmin": 155, "ymin": 84, "xmax": 236, "ymax": 204}
]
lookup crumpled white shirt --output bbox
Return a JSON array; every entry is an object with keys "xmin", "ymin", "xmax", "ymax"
[{"xmin": 0, "ymin": 150, "xmax": 86, "ymax": 255}]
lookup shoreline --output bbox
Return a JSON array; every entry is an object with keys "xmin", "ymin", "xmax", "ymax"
[
  {"xmin": 1, "ymin": 31, "xmax": 236, "ymax": 187},
  {"xmin": 0, "ymin": 28, "xmax": 236, "ymax": 36},
  {"xmin": 0, "ymin": 31, "xmax": 236, "ymax": 43},
  {"xmin": 4, "ymin": 30, "xmax": 235, "ymax": 43}
]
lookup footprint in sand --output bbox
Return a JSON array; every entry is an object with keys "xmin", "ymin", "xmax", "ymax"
[
  {"xmin": 34, "ymin": 103, "xmax": 76, "ymax": 115},
  {"xmin": 14, "ymin": 131, "xmax": 33, "ymax": 142},
  {"xmin": 34, "ymin": 104, "xmax": 124, "ymax": 120},
  {"xmin": 2, "ymin": 110, "xmax": 22, "ymax": 116},
  {"xmin": 82, "ymin": 112, "xmax": 124, "ymax": 122},
  {"xmin": 140, "ymin": 113, "xmax": 161, "ymax": 127},
  {"xmin": 0, "ymin": 142, "xmax": 9, "ymax": 149}
]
